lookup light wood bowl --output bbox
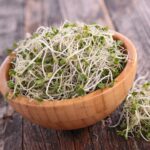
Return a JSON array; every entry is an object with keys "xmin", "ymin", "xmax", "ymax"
[{"xmin": 0, "ymin": 32, "xmax": 137, "ymax": 130}]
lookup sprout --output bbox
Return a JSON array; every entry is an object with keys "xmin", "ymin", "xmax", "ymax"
[
  {"xmin": 8, "ymin": 21, "xmax": 127, "ymax": 100},
  {"xmin": 110, "ymin": 75, "xmax": 150, "ymax": 141},
  {"xmin": 8, "ymin": 80, "xmax": 15, "ymax": 89}
]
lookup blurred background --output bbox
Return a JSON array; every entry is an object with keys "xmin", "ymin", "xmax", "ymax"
[
  {"xmin": 0, "ymin": 0, "xmax": 149, "ymax": 68},
  {"xmin": 0, "ymin": 0, "xmax": 149, "ymax": 65},
  {"xmin": 0, "ymin": 0, "xmax": 114, "ymax": 51},
  {"xmin": 0, "ymin": 0, "xmax": 150, "ymax": 149}
]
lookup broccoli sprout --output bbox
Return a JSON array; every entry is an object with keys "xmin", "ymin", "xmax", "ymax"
[
  {"xmin": 110, "ymin": 75, "xmax": 150, "ymax": 141},
  {"xmin": 8, "ymin": 21, "xmax": 127, "ymax": 100}
]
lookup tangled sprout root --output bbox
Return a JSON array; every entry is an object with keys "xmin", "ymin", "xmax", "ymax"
[
  {"xmin": 111, "ymin": 75, "xmax": 150, "ymax": 141},
  {"xmin": 8, "ymin": 21, "xmax": 127, "ymax": 101}
]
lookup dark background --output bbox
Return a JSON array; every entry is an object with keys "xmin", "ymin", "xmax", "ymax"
[{"xmin": 0, "ymin": 0, "xmax": 150, "ymax": 149}]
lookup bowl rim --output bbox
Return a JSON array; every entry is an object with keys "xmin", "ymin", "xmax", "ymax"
[{"xmin": 0, "ymin": 32, "xmax": 137, "ymax": 107}]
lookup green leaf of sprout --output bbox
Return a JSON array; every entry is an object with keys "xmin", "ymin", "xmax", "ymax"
[
  {"xmin": 9, "ymin": 69, "xmax": 16, "ymax": 77},
  {"xmin": 102, "ymin": 26, "xmax": 109, "ymax": 31},
  {"xmin": 8, "ymin": 80, "xmax": 15, "ymax": 89},
  {"xmin": 78, "ymin": 73, "xmax": 87, "ymax": 82},
  {"xmin": 63, "ymin": 22, "xmax": 76, "ymax": 28},
  {"xmin": 47, "ymin": 72, "xmax": 53, "ymax": 78},
  {"xmin": 35, "ymin": 79, "xmax": 45, "ymax": 86},
  {"xmin": 32, "ymin": 33, "xmax": 39, "ymax": 39},
  {"xmin": 97, "ymin": 83, "xmax": 105, "ymax": 89},
  {"xmin": 132, "ymin": 91, "xmax": 138, "ymax": 96},
  {"xmin": 76, "ymin": 85, "xmax": 85, "ymax": 96},
  {"xmin": 52, "ymin": 27, "xmax": 59, "ymax": 35},
  {"xmin": 114, "ymin": 58, "xmax": 119, "ymax": 65},
  {"xmin": 59, "ymin": 58, "xmax": 66, "ymax": 65},
  {"xmin": 116, "ymin": 40, "xmax": 123, "ymax": 46}
]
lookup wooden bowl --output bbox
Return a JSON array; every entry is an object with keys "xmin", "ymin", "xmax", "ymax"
[{"xmin": 0, "ymin": 32, "xmax": 137, "ymax": 130}]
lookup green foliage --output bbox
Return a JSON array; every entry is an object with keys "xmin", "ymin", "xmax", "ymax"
[
  {"xmin": 78, "ymin": 73, "xmax": 87, "ymax": 82},
  {"xmin": 8, "ymin": 80, "xmax": 15, "ymax": 89},
  {"xmin": 102, "ymin": 26, "xmax": 109, "ymax": 31},
  {"xmin": 32, "ymin": 33, "xmax": 39, "ymax": 39},
  {"xmin": 76, "ymin": 85, "xmax": 85, "ymax": 96},
  {"xmin": 9, "ymin": 69, "xmax": 16, "ymax": 77},
  {"xmin": 35, "ymin": 79, "xmax": 45, "ymax": 87},
  {"xmin": 63, "ymin": 22, "xmax": 76, "ymax": 28},
  {"xmin": 143, "ymin": 82, "xmax": 150, "ymax": 90},
  {"xmin": 97, "ymin": 83, "xmax": 105, "ymax": 89},
  {"xmin": 116, "ymin": 40, "xmax": 124, "ymax": 47},
  {"xmin": 99, "ymin": 36, "xmax": 106, "ymax": 45},
  {"xmin": 59, "ymin": 58, "xmax": 66, "ymax": 65}
]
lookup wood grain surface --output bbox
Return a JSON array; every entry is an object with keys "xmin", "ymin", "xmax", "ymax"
[{"xmin": 0, "ymin": 0, "xmax": 150, "ymax": 149}]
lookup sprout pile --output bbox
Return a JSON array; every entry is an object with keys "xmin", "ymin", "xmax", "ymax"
[
  {"xmin": 8, "ymin": 22, "xmax": 127, "ymax": 101},
  {"xmin": 111, "ymin": 76, "xmax": 150, "ymax": 141}
]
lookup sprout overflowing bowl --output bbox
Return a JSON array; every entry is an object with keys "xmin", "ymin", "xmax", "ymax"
[
  {"xmin": 111, "ymin": 76, "xmax": 150, "ymax": 141},
  {"xmin": 8, "ymin": 22, "xmax": 127, "ymax": 101}
]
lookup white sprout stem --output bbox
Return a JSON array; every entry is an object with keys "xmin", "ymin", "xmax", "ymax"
[
  {"xmin": 46, "ymin": 65, "xmax": 65, "ymax": 98},
  {"xmin": 42, "ymin": 49, "xmax": 47, "ymax": 77}
]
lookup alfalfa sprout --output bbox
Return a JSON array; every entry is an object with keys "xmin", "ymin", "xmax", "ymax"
[
  {"xmin": 110, "ymin": 75, "xmax": 150, "ymax": 141},
  {"xmin": 8, "ymin": 21, "xmax": 127, "ymax": 101}
]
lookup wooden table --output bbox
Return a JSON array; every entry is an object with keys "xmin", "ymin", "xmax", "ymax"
[{"xmin": 0, "ymin": 0, "xmax": 150, "ymax": 149}]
